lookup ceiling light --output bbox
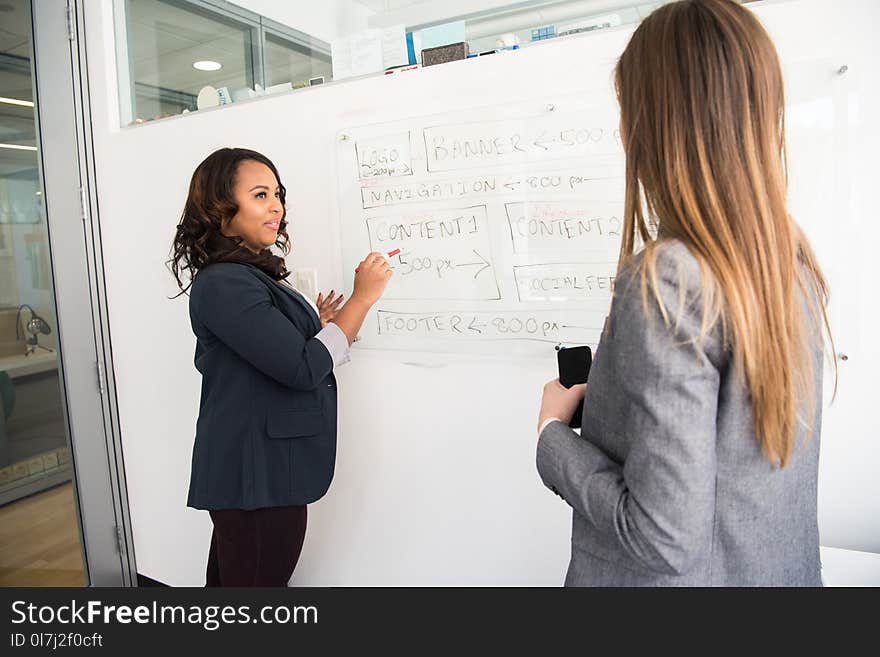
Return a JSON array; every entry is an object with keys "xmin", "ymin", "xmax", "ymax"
[
  {"xmin": 0, "ymin": 96, "xmax": 34, "ymax": 107},
  {"xmin": 0, "ymin": 143, "xmax": 38, "ymax": 151},
  {"xmin": 193, "ymin": 60, "xmax": 222, "ymax": 71}
]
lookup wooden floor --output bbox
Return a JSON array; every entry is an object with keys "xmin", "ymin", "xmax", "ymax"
[{"xmin": 0, "ymin": 482, "xmax": 85, "ymax": 586}]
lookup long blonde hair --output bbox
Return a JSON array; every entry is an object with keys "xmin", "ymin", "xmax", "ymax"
[{"xmin": 614, "ymin": 0, "xmax": 833, "ymax": 467}]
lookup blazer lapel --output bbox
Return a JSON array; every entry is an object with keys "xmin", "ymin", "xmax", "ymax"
[
  {"xmin": 277, "ymin": 279, "xmax": 321, "ymax": 333},
  {"xmin": 247, "ymin": 265, "xmax": 321, "ymax": 333}
]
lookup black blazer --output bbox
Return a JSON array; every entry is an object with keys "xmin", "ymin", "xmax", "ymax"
[{"xmin": 186, "ymin": 262, "xmax": 337, "ymax": 510}]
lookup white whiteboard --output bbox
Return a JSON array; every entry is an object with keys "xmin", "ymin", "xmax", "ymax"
[{"xmin": 335, "ymin": 96, "xmax": 624, "ymax": 354}]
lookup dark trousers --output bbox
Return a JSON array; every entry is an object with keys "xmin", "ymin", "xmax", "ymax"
[{"xmin": 206, "ymin": 505, "xmax": 307, "ymax": 587}]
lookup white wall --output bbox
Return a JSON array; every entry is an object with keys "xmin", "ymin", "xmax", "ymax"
[{"xmin": 83, "ymin": 0, "xmax": 879, "ymax": 586}]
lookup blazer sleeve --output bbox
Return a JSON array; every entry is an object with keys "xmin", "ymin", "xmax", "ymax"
[
  {"xmin": 191, "ymin": 266, "xmax": 333, "ymax": 390},
  {"xmin": 536, "ymin": 253, "xmax": 721, "ymax": 576}
]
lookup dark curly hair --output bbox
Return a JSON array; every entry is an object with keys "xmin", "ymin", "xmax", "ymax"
[{"xmin": 168, "ymin": 147, "xmax": 290, "ymax": 294}]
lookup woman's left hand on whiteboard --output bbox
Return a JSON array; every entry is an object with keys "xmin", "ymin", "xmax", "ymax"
[
  {"xmin": 538, "ymin": 379, "xmax": 586, "ymax": 434},
  {"xmin": 316, "ymin": 290, "xmax": 345, "ymax": 327}
]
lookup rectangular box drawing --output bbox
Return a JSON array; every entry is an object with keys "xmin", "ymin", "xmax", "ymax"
[
  {"xmin": 377, "ymin": 309, "xmax": 601, "ymax": 344},
  {"xmin": 359, "ymin": 169, "xmax": 623, "ymax": 209},
  {"xmin": 355, "ymin": 132, "xmax": 414, "ymax": 180},
  {"xmin": 365, "ymin": 205, "xmax": 501, "ymax": 300},
  {"xmin": 423, "ymin": 113, "xmax": 622, "ymax": 173},
  {"xmin": 513, "ymin": 262, "xmax": 617, "ymax": 302},
  {"xmin": 505, "ymin": 201, "xmax": 624, "ymax": 254}
]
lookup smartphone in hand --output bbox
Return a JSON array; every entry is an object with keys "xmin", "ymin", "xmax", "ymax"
[{"xmin": 556, "ymin": 345, "xmax": 592, "ymax": 428}]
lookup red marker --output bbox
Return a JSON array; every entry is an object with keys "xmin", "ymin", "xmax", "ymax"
[{"xmin": 355, "ymin": 249, "xmax": 400, "ymax": 273}]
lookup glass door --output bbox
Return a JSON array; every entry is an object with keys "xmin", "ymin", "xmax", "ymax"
[
  {"xmin": 1, "ymin": 0, "xmax": 136, "ymax": 587},
  {"xmin": 0, "ymin": 0, "xmax": 85, "ymax": 586}
]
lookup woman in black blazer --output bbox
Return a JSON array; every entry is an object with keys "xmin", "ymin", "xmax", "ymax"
[{"xmin": 169, "ymin": 147, "xmax": 391, "ymax": 586}]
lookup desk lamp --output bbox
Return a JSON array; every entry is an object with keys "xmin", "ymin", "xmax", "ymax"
[{"xmin": 16, "ymin": 304, "xmax": 54, "ymax": 355}]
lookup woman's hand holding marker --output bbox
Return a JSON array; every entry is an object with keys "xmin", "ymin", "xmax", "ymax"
[
  {"xmin": 355, "ymin": 249, "xmax": 400, "ymax": 273},
  {"xmin": 351, "ymin": 251, "xmax": 394, "ymax": 306}
]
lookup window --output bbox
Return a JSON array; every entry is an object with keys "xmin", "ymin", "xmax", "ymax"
[
  {"xmin": 116, "ymin": 0, "xmax": 332, "ymax": 125},
  {"xmin": 264, "ymin": 31, "xmax": 331, "ymax": 89},
  {"xmin": 124, "ymin": 0, "xmax": 258, "ymax": 122}
]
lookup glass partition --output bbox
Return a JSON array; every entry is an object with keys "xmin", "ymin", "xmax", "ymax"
[
  {"xmin": 0, "ymin": 0, "xmax": 85, "ymax": 587},
  {"xmin": 264, "ymin": 32, "xmax": 331, "ymax": 89},
  {"xmin": 117, "ymin": 0, "xmax": 334, "ymax": 125},
  {"xmin": 125, "ymin": 0, "xmax": 258, "ymax": 122},
  {"xmin": 115, "ymin": 1, "xmax": 714, "ymax": 127}
]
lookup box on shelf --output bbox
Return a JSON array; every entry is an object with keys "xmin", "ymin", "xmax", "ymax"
[{"xmin": 0, "ymin": 306, "xmax": 26, "ymax": 358}]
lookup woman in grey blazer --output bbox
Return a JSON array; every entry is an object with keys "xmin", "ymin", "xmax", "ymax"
[
  {"xmin": 170, "ymin": 148, "xmax": 391, "ymax": 586},
  {"xmin": 536, "ymin": 0, "xmax": 833, "ymax": 586}
]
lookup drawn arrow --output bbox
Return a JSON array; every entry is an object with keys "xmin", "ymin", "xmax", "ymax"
[
  {"xmin": 456, "ymin": 250, "xmax": 493, "ymax": 279},
  {"xmin": 503, "ymin": 178, "xmax": 521, "ymax": 191},
  {"xmin": 468, "ymin": 316, "xmax": 488, "ymax": 333},
  {"xmin": 533, "ymin": 131, "xmax": 556, "ymax": 150},
  {"xmin": 398, "ymin": 163, "xmax": 412, "ymax": 175}
]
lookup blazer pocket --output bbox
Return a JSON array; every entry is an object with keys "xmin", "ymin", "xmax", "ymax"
[{"xmin": 266, "ymin": 409, "xmax": 323, "ymax": 439}]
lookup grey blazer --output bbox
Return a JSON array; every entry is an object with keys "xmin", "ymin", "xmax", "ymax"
[{"xmin": 537, "ymin": 240, "xmax": 823, "ymax": 586}]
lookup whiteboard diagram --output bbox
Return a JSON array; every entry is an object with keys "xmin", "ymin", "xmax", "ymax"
[{"xmin": 336, "ymin": 96, "xmax": 625, "ymax": 355}]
